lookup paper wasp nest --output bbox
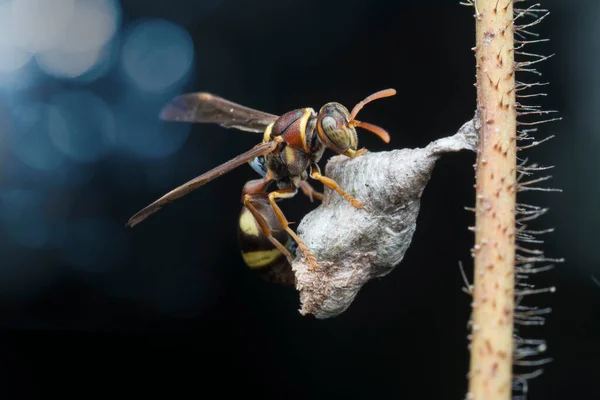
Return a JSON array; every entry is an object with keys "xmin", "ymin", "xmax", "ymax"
[{"xmin": 292, "ymin": 120, "xmax": 478, "ymax": 319}]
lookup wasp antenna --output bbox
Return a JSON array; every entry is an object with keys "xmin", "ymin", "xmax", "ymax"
[
  {"xmin": 349, "ymin": 88, "xmax": 396, "ymax": 121},
  {"xmin": 349, "ymin": 120, "xmax": 391, "ymax": 143}
]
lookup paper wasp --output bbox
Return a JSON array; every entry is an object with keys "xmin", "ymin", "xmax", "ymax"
[{"xmin": 126, "ymin": 88, "xmax": 396, "ymax": 271}]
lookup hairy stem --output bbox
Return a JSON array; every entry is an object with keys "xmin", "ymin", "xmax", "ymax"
[{"xmin": 468, "ymin": 1, "xmax": 517, "ymax": 399}]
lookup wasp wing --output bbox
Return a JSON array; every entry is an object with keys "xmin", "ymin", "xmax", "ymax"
[
  {"xmin": 160, "ymin": 92, "xmax": 279, "ymax": 133},
  {"xmin": 126, "ymin": 140, "xmax": 279, "ymax": 228}
]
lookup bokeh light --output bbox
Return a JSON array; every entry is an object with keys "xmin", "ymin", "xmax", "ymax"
[
  {"xmin": 0, "ymin": 61, "xmax": 42, "ymax": 92},
  {"xmin": 0, "ymin": 0, "xmax": 121, "ymax": 80},
  {"xmin": 36, "ymin": 47, "xmax": 105, "ymax": 79},
  {"xmin": 0, "ymin": 1, "xmax": 35, "ymax": 87},
  {"xmin": 9, "ymin": 101, "xmax": 66, "ymax": 171},
  {"xmin": 35, "ymin": 0, "xmax": 121, "ymax": 79},
  {"xmin": 0, "ymin": 1, "xmax": 32, "ymax": 73},
  {"xmin": 0, "ymin": 0, "xmax": 198, "ymax": 308},
  {"xmin": 121, "ymin": 18, "xmax": 194, "ymax": 93},
  {"xmin": 113, "ymin": 91, "xmax": 191, "ymax": 159},
  {"xmin": 10, "ymin": 0, "xmax": 76, "ymax": 54},
  {"xmin": 70, "ymin": 40, "xmax": 120, "ymax": 83},
  {"xmin": 48, "ymin": 89, "xmax": 116, "ymax": 163},
  {"xmin": 49, "ymin": 0, "xmax": 120, "ymax": 53}
]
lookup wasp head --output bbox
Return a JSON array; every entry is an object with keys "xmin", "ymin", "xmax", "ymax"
[
  {"xmin": 315, "ymin": 89, "xmax": 396, "ymax": 158},
  {"xmin": 316, "ymin": 102, "xmax": 358, "ymax": 157}
]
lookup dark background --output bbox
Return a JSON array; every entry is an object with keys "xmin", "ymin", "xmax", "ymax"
[{"xmin": 0, "ymin": 0, "xmax": 597, "ymax": 399}]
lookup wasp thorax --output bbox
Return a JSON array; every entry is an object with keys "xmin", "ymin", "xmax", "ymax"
[{"xmin": 316, "ymin": 102, "xmax": 358, "ymax": 156}]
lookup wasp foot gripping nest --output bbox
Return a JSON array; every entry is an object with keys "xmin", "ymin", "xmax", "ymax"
[{"xmin": 292, "ymin": 119, "xmax": 479, "ymax": 319}]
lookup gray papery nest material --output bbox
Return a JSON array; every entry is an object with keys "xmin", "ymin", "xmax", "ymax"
[{"xmin": 292, "ymin": 119, "xmax": 479, "ymax": 319}]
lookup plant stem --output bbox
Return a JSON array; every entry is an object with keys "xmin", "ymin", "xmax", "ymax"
[{"xmin": 468, "ymin": 1, "xmax": 517, "ymax": 399}]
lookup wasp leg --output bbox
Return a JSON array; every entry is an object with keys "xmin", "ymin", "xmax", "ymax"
[
  {"xmin": 309, "ymin": 164, "xmax": 363, "ymax": 209},
  {"xmin": 243, "ymin": 192, "xmax": 294, "ymax": 265},
  {"xmin": 267, "ymin": 188, "xmax": 319, "ymax": 270},
  {"xmin": 241, "ymin": 177, "xmax": 272, "ymax": 199},
  {"xmin": 355, "ymin": 148, "xmax": 368, "ymax": 157},
  {"xmin": 299, "ymin": 181, "xmax": 324, "ymax": 203}
]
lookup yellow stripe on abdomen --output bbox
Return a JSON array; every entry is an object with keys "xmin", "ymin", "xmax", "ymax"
[
  {"xmin": 242, "ymin": 249, "xmax": 283, "ymax": 269},
  {"xmin": 239, "ymin": 208, "xmax": 260, "ymax": 236}
]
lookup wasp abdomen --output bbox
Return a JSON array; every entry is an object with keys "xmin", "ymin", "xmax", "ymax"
[
  {"xmin": 237, "ymin": 198, "xmax": 296, "ymax": 285},
  {"xmin": 271, "ymin": 108, "xmax": 315, "ymax": 152}
]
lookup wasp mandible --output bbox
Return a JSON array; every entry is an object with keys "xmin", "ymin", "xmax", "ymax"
[{"xmin": 126, "ymin": 89, "xmax": 396, "ymax": 270}]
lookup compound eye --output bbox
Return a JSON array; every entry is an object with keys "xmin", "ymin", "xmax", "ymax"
[{"xmin": 320, "ymin": 115, "xmax": 350, "ymax": 150}]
